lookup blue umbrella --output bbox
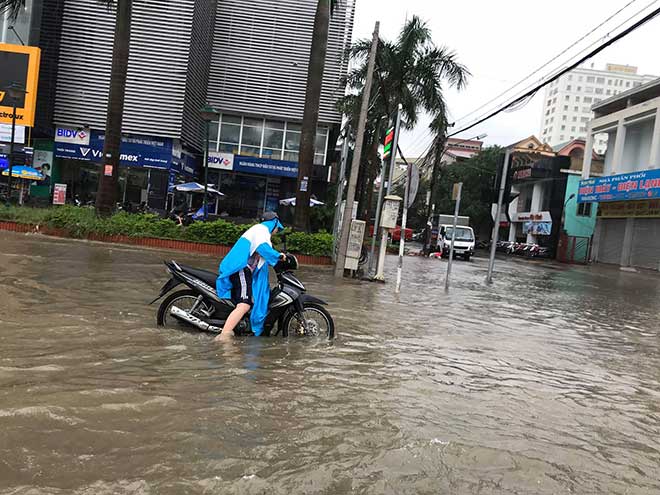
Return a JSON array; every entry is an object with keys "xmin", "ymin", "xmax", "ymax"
[{"xmin": 2, "ymin": 165, "xmax": 45, "ymax": 181}]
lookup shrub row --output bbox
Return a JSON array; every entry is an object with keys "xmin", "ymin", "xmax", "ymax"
[{"xmin": 0, "ymin": 206, "xmax": 333, "ymax": 257}]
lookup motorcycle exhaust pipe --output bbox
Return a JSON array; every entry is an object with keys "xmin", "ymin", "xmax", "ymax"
[{"xmin": 169, "ymin": 306, "xmax": 221, "ymax": 333}]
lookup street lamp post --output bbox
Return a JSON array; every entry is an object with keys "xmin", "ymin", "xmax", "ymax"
[
  {"xmin": 3, "ymin": 82, "xmax": 28, "ymax": 205},
  {"xmin": 199, "ymin": 104, "xmax": 220, "ymax": 221}
]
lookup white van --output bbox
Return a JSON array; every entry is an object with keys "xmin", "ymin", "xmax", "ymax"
[{"xmin": 440, "ymin": 224, "xmax": 475, "ymax": 261}]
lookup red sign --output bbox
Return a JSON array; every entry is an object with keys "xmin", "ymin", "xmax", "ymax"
[
  {"xmin": 104, "ymin": 164, "xmax": 113, "ymax": 176},
  {"xmin": 52, "ymin": 183, "xmax": 67, "ymax": 205}
]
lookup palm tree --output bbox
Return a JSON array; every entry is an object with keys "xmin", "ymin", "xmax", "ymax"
[
  {"xmin": 95, "ymin": 0, "xmax": 132, "ymax": 216},
  {"xmin": 294, "ymin": 0, "xmax": 337, "ymax": 232},
  {"xmin": 1, "ymin": 0, "xmax": 131, "ymax": 217},
  {"xmin": 338, "ymin": 16, "xmax": 469, "ymax": 223}
]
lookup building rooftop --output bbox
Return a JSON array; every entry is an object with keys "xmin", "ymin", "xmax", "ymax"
[{"xmin": 593, "ymin": 77, "xmax": 660, "ymax": 116}]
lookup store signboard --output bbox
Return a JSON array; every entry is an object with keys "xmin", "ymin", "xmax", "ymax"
[
  {"xmin": 53, "ymin": 183, "xmax": 67, "ymax": 205},
  {"xmin": 597, "ymin": 199, "xmax": 660, "ymax": 218},
  {"xmin": 208, "ymin": 151, "xmax": 233, "ymax": 170},
  {"xmin": 578, "ymin": 168, "xmax": 660, "ymax": 203},
  {"xmin": 233, "ymin": 155, "xmax": 298, "ymax": 178},
  {"xmin": 54, "ymin": 130, "xmax": 172, "ymax": 169},
  {"xmin": 512, "ymin": 211, "xmax": 552, "ymax": 223},
  {"xmin": 55, "ymin": 126, "xmax": 90, "ymax": 145}
]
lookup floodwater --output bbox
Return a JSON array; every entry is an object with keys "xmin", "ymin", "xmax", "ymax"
[{"xmin": 1, "ymin": 231, "xmax": 659, "ymax": 495}]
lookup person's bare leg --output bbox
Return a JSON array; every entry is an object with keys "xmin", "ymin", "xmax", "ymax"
[{"xmin": 214, "ymin": 303, "xmax": 250, "ymax": 342}]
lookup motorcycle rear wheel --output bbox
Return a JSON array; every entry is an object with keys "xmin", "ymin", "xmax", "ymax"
[
  {"xmin": 157, "ymin": 289, "xmax": 214, "ymax": 330},
  {"xmin": 282, "ymin": 303, "xmax": 335, "ymax": 339}
]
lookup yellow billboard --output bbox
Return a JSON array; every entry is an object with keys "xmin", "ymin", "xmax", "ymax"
[
  {"xmin": 597, "ymin": 200, "xmax": 660, "ymax": 218},
  {"xmin": 0, "ymin": 43, "xmax": 41, "ymax": 127}
]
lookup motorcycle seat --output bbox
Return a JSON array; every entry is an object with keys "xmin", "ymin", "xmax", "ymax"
[{"xmin": 177, "ymin": 264, "xmax": 218, "ymax": 288}]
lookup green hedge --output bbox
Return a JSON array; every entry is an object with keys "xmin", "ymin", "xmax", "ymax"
[{"xmin": 0, "ymin": 206, "xmax": 333, "ymax": 257}]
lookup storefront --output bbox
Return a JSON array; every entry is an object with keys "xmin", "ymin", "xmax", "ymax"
[
  {"xmin": 54, "ymin": 127, "xmax": 198, "ymax": 211},
  {"xmin": 580, "ymin": 169, "xmax": 660, "ymax": 270}
]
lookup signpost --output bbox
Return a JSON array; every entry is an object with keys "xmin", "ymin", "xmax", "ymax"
[
  {"xmin": 445, "ymin": 182, "xmax": 463, "ymax": 291},
  {"xmin": 487, "ymin": 147, "xmax": 511, "ymax": 284},
  {"xmin": 345, "ymin": 219, "xmax": 366, "ymax": 272},
  {"xmin": 52, "ymin": 183, "xmax": 67, "ymax": 205}
]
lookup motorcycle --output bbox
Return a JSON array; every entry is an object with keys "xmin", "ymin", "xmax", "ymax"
[{"xmin": 151, "ymin": 242, "xmax": 334, "ymax": 339}]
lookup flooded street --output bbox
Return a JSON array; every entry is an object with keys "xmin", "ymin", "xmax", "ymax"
[{"xmin": 1, "ymin": 231, "xmax": 659, "ymax": 494}]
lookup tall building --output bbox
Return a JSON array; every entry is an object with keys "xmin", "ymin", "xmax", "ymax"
[
  {"xmin": 539, "ymin": 63, "xmax": 657, "ymax": 154},
  {"xmin": 1, "ymin": 0, "xmax": 356, "ymax": 216}
]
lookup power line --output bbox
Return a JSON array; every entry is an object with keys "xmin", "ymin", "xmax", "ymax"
[
  {"xmin": 452, "ymin": 0, "xmax": 643, "ymax": 127},
  {"xmin": 448, "ymin": 4, "xmax": 660, "ymax": 138},
  {"xmin": 457, "ymin": 0, "xmax": 659, "ymax": 129}
]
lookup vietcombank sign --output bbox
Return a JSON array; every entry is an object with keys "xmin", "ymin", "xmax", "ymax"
[{"xmin": 0, "ymin": 43, "xmax": 41, "ymax": 127}]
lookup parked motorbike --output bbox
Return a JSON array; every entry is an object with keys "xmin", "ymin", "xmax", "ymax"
[{"xmin": 151, "ymin": 245, "xmax": 334, "ymax": 339}]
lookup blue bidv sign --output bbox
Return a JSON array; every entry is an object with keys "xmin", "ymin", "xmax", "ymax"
[
  {"xmin": 54, "ymin": 130, "xmax": 172, "ymax": 169},
  {"xmin": 233, "ymin": 155, "xmax": 298, "ymax": 178},
  {"xmin": 578, "ymin": 169, "xmax": 660, "ymax": 203}
]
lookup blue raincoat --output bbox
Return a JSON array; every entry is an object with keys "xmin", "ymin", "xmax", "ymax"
[{"xmin": 216, "ymin": 218, "xmax": 284, "ymax": 336}]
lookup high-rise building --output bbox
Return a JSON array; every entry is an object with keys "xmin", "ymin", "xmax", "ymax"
[{"xmin": 539, "ymin": 63, "xmax": 657, "ymax": 154}]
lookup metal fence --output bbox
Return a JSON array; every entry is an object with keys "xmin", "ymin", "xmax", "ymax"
[{"xmin": 557, "ymin": 234, "xmax": 591, "ymax": 264}]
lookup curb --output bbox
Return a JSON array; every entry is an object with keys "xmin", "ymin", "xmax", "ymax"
[{"xmin": 0, "ymin": 221, "xmax": 333, "ymax": 266}]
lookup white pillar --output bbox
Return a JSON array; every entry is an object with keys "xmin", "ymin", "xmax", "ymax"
[
  {"xmin": 582, "ymin": 126, "xmax": 594, "ymax": 179},
  {"xmin": 611, "ymin": 119, "xmax": 627, "ymax": 175},
  {"xmin": 649, "ymin": 107, "xmax": 660, "ymax": 168},
  {"xmin": 527, "ymin": 182, "xmax": 544, "ymax": 244},
  {"xmin": 620, "ymin": 218, "xmax": 635, "ymax": 267}
]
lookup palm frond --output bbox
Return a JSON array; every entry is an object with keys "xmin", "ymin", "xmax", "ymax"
[{"xmin": 0, "ymin": 0, "xmax": 25, "ymax": 21}]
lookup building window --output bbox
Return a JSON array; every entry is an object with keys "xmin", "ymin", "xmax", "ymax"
[
  {"xmin": 606, "ymin": 89, "xmax": 611, "ymax": 95},
  {"xmin": 582, "ymin": 106, "xmax": 591, "ymax": 113},
  {"xmin": 634, "ymin": 82, "xmax": 642, "ymax": 87},
  {"xmin": 607, "ymin": 79, "xmax": 612, "ymax": 85},
  {"xmin": 562, "ymin": 115, "xmax": 567, "ymax": 121},
  {"xmin": 585, "ymin": 86, "xmax": 594, "ymax": 94},
  {"xmin": 565, "ymin": 95, "xmax": 570, "ymax": 101},
  {"xmin": 571, "ymin": 126, "xmax": 576, "ymax": 131},
  {"xmin": 578, "ymin": 76, "xmax": 583, "ymax": 82},
  {"xmin": 583, "ymin": 97, "xmax": 592, "ymax": 103},
  {"xmin": 567, "ymin": 84, "xmax": 572, "ymax": 91},
  {"xmin": 581, "ymin": 117, "xmax": 589, "ymax": 123},
  {"xmin": 580, "ymin": 126, "xmax": 586, "ymax": 132},
  {"xmin": 574, "ymin": 106, "xmax": 579, "ymax": 111},
  {"xmin": 572, "ymin": 116, "xmax": 577, "ymax": 122},
  {"xmin": 570, "ymin": 135, "xmax": 575, "ymax": 140},
  {"xmin": 595, "ymin": 88, "xmax": 603, "ymax": 95},
  {"xmin": 596, "ymin": 77, "xmax": 605, "ymax": 84},
  {"xmin": 560, "ymin": 134, "xmax": 565, "ymax": 141},
  {"xmin": 577, "ymin": 202, "xmax": 592, "ymax": 217},
  {"xmin": 561, "ymin": 125, "xmax": 566, "ymax": 130},
  {"xmin": 568, "ymin": 75, "xmax": 573, "ymax": 81},
  {"xmin": 575, "ymin": 96, "xmax": 580, "ymax": 102},
  {"xmin": 626, "ymin": 81, "xmax": 631, "ymax": 87},
  {"xmin": 547, "ymin": 99, "xmax": 551, "ymax": 106},
  {"xmin": 211, "ymin": 115, "xmax": 329, "ymax": 165},
  {"xmin": 586, "ymin": 76, "xmax": 595, "ymax": 83},
  {"xmin": 577, "ymin": 86, "xmax": 582, "ymax": 91},
  {"xmin": 563, "ymin": 105, "xmax": 569, "ymax": 111}
]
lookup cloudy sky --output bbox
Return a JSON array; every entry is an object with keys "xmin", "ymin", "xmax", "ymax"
[{"xmin": 351, "ymin": 0, "xmax": 660, "ymax": 157}]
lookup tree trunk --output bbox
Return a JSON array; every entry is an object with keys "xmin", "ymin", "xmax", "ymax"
[
  {"xmin": 362, "ymin": 131, "xmax": 380, "ymax": 225},
  {"xmin": 294, "ymin": 0, "xmax": 331, "ymax": 232},
  {"xmin": 96, "ymin": 0, "xmax": 132, "ymax": 217},
  {"xmin": 423, "ymin": 137, "xmax": 445, "ymax": 253}
]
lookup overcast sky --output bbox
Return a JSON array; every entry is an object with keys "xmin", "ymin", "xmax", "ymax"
[{"xmin": 351, "ymin": 0, "xmax": 660, "ymax": 157}]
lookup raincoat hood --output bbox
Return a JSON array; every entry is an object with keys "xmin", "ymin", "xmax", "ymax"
[{"xmin": 262, "ymin": 218, "xmax": 284, "ymax": 233}]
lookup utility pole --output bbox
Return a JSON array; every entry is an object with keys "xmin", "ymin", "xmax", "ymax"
[
  {"xmin": 331, "ymin": 126, "xmax": 350, "ymax": 262},
  {"xmin": 486, "ymin": 147, "xmax": 511, "ymax": 284},
  {"xmin": 445, "ymin": 182, "xmax": 463, "ymax": 291},
  {"xmin": 335, "ymin": 21, "xmax": 380, "ymax": 278},
  {"xmin": 395, "ymin": 159, "xmax": 411, "ymax": 293},
  {"xmin": 373, "ymin": 104, "xmax": 402, "ymax": 280},
  {"xmin": 368, "ymin": 121, "xmax": 392, "ymax": 274}
]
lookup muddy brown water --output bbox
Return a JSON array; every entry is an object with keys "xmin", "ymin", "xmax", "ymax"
[{"xmin": 0, "ymin": 231, "xmax": 659, "ymax": 494}]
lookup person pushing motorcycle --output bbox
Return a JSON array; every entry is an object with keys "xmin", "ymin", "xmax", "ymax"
[{"xmin": 214, "ymin": 211, "xmax": 285, "ymax": 342}]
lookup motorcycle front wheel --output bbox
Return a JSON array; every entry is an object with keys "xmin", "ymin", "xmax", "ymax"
[{"xmin": 282, "ymin": 302, "xmax": 335, "ymax": 339}]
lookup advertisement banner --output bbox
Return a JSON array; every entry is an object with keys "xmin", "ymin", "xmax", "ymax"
[
  {"xmin": 54, "ymin": 130, "xmax": 172, "ymax": 169},
  {"xmin": 208, "ymin": 151, "xmax": 233, "ymax": 170},
  {"xmin": 33, "ymin": 149, "xmax": 53, "ymax": 186},
  {"xmin": 0, "ymin": 44, "xmax": 41, "ymax": 127},
  {"xmin": 597, "ymin": 199, "xmax": 660, "ymax": 218},
  {"xmin": 524, "ymin": 221, "xmax": 552, "ymax": 235},
  {"xmin": 0, "ymin": 124, "xmax": 26, "ymax": 144},
  {"xmin": 53, "ymin": 183, "xmax": 67, "ymax": 205},
  {"xmin": 233, "ymin": 155, "xmax": 298, "ymax": 178},
  {"xmin": 578, "ymin": 169, "xmax": 660, "ymax": 203}
]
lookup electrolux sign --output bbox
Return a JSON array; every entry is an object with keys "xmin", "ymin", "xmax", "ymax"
[
  {"xmin": 578, "ymin": 169, "xmax": 660, "ymax": 203},
  {"xmin": 54, "ymin": 130, "xmax": 172, "ymax": 168},
  {"xmin": 233, "ymin": 155, "xmax": 298, "ymax": 178}
]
